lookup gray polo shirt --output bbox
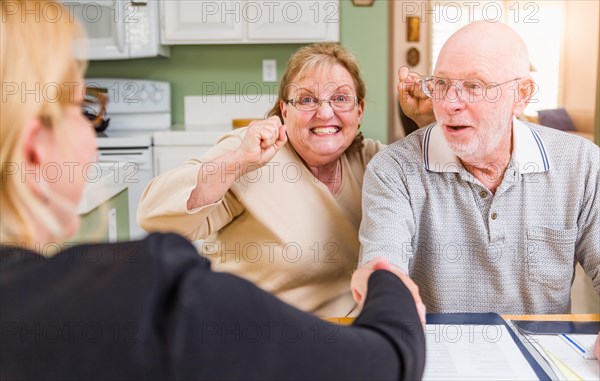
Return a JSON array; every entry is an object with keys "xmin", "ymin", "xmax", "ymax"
[{"xmin": 359, "ymin": 118, "xmax": 599, "ymax": 314}]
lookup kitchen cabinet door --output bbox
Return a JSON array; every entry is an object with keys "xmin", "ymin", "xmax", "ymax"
[
  {"xmin": 160, "ymin": 0, "xmax": 339, "ymax": 44},
  {"xmin": 161, "ymin": 0, "xmax": 244, "ymax": 44},
  {"xmin": 247, "ymin": 1, "xmax": 339, "ymax": 42}
]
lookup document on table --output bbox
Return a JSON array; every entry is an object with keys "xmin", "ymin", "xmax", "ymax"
[
  {"xmin": 526, "ymin": 334, "xmax": 599, "ymax": 381},
  {"xmin": 422, "ymin": 324, "xmax": 539, "ymax": 380}
]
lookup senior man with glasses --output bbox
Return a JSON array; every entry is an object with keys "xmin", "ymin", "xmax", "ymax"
[{"xmin": 352, "ymin": 21, "xmax": 599, "ymax": 316}]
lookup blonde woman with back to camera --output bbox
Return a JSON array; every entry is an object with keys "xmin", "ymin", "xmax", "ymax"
[{"xmin": 0, "ymin": 1, "xmax": 425, "ymax": 379}]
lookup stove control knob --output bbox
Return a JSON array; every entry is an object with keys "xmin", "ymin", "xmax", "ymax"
[
  {"xmin": 152, "ymin": 90, "xmax": 163, "ymax": 102},
  {"xmin": 139, "ymin": 90, "xmax": 149, "ymax": 101}
]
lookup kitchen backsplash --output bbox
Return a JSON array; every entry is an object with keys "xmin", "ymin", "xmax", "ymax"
[{"xmin": 184, "ymin": 95, "xmax": 277, "ymax": 130}]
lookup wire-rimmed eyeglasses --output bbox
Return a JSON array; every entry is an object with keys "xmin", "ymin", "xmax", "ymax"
[
  {"xmin": 82, "ymin": 87, "xmax": 109, "ymax": 132},
  {"xmin": 286, "ymin": 94, "xmax": 358, "ymax": 112},
  {"xmin": 421, "ymin": 76, "xmax": 521, "ymax": 102}
]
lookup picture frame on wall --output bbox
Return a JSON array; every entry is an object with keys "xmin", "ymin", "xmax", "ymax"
[{"xmin": 406, "ymin": 16, "xmax": 420, "ymax": 42}]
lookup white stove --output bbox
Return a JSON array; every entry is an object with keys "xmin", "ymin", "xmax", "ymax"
[
  {"xmin": 86, "ymin": 78, "xmax": 171, "ymax": 240},
  {"xmin": 96, "ymin": 130, "xmax": 155, "ymax": 148}
]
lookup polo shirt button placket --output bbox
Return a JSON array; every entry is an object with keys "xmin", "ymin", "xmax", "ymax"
[{"xmin": 491, "ymin": 212, "xmax": 498, "ymax": 220}]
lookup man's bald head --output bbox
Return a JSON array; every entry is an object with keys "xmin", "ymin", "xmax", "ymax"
[{"xmin": 436, "ymin": 21, "xmax": 530, "ymax": 80}]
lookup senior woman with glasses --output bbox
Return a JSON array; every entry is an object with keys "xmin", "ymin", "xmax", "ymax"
[
  {"xmin": 138, "ymin": 43, "xmax": 428, "ymax": 318},
  {"xmin": 0, "ymin": 1, "xmax": 428, "ymax": 379}
]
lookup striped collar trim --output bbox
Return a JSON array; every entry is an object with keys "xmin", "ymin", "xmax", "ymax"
[{"xmin": 422, "ymin": 117, "xmax": 550, "ymax": 174}]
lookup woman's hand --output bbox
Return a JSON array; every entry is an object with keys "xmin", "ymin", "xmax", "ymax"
[
  {"xmin": 235, "ymin": 116, "xmax": 287, "ymax": 170},
  {"xmin": 397, "ymin": 66, "xmax": 436, "ymax": 128},
  {"xmin": 351, "ymin": 257, "xmax": 426, "ymax": 325},
  {"xmin": 187, "ymin": 116, "xmax": 287, "ymax": 210}
]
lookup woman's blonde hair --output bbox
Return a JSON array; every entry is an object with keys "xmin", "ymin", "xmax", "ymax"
[
  {"xmin": 267, "ymin": 42, "xmax": 366, "ymax": 151},
  {"xmin": 1, "ymin": 0, "xmax": 86, "ymax": 249}
]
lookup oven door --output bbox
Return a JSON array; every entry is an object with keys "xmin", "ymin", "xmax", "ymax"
[
  {"xmin": 97, "ymin": 148, "xmax": 154, "ymax": 240},
  {"xmin": 62, "ymin": 0, "xmax": 128, "ymax": 60}
]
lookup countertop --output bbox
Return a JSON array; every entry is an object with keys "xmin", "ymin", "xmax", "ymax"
[{"xmin": 77, "ymin": 162, "xmax": 129, "ymax": 214}]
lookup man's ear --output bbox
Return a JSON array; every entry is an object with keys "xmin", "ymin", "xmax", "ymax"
[{"xmin": 512, "ymin": 76, "xmax": 535, "ymax": 117}]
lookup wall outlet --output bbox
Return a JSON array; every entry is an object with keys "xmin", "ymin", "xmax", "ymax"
[
  {"xmin": 262, "ymin": 59, "xmax": 277, "ymax": 82},
  {"xmin": 108, "ymin": 208, "xmax": 117, "ymax": 243}
]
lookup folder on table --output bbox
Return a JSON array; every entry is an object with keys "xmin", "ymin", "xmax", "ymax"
[
  {"xmin": 423, "ymin": 313, "xmax": 551, "ymax": 381},
  {"xmin": 510, "ymin": 320, "xmax": 600, "ymax": 380}
]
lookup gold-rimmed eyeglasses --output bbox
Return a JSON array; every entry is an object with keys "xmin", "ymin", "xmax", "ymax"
[
  {"xmin": 286, "ymin": 94, "xmax": 358, "ymax": 112},
  {"xmin": 421, "ymin": 76, "xmax": 521, "ymax": 102},
  {"xmin": 83, "ymin": 87, "xmax": 109, "ymax": 132}
]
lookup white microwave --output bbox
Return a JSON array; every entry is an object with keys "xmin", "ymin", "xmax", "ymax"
[{"xmin": 62, "ymin": 0, "xmax": 169, "ymax": 60}]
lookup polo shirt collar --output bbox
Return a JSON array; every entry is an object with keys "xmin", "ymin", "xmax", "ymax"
[{"xmin": 422, "ymin": 116, "xmax": 550, "ymax": 174}]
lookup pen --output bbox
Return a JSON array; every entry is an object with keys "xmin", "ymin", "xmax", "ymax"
[{"xmin": 560, "ymin": 334, "xmax": 596, "ymax": 360}]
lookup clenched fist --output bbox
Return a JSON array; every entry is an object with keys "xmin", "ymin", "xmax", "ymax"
[{"xmin": 235, "ymin": 116, "xmax": 288, "ymax": 169}]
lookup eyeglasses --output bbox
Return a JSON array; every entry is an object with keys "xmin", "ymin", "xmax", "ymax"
[
  {"xmin": 82, "ymin": 88, "xmax": 109, "ymax": 131},
  {"xmin": 286, "ymin": 94, "xmax": 358, "ymax": 112},
  {"xmin": 421, "ymin": 76, "xmax": 521, "ymax": 102}
]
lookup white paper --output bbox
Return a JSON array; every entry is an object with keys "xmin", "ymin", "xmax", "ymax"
[
  {"xmin": 528, "ymin": 334, "xmax": 600, "ymax": 381},
  {"xmin": 563, "ymin": 335, "xmax": 598, "ymax": 360},
  {"xmin": 423, "ymin": 324, "xmax": 539, "ymax": 380}
]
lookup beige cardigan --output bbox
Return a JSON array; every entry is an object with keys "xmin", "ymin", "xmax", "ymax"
[{"xmin": 138, "ymin": 128, "xmax": 382, "ymax": 317}]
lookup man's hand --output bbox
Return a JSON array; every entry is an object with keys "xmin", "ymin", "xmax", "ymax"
[
  {"xmin": 351, "ymin": 257, "xmax": 426, "ymax": 325},
  {"xmin": 397, "ymin": 66, "xmax": 435, "ymax": 128}
]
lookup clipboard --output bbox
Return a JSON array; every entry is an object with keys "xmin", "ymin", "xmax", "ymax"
[{"xmin": 426, "ymin": 312, "xmax": 552, "ymax": 381}]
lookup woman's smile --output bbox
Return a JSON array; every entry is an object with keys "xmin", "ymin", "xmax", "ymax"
[{"xmin": 310, "ymin": 126, "xmax": 341, "ymax": 135}]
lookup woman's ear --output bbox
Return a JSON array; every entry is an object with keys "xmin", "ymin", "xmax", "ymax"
[
  {"xmin": 21, "ymin": 117, "xmax": 57, "ymax": 183},
  {"xmin": 280, "ymin": 99, "xmax": 288, "ymax": 121},
  {"xmin": 19, "ymin": 117, "xmax": 54, "ymax": 201},
  {"xmin": 512, "ymin": 77, "xmax": 535, "ymax": 117},
  {"xmin": 357, "ymin": 99, "xmax": 365, "ymax": 125},
  {"xmin": 22, "ymin": 117, "xmax": 49, "ymax": 168}
]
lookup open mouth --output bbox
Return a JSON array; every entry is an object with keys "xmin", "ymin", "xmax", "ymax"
[
  {"xmin": 310, "ymin": 127, "xmax": 341, "ymax": 135},
  {"xmin": 445, "ymin": 124, "xmax": 471, "ymax": 131}
]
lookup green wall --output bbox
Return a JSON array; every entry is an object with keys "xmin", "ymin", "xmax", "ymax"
[
  {"xmin": 340, "ymin": 0, "xmax": 388, "ymax": 142},
  {"xmin": 86, "ymin": 1, "xmax": 390, "ymax": 143},
  {"xmin": 72, "ymin": 189, "xmax": 130, "ymax": 243}
]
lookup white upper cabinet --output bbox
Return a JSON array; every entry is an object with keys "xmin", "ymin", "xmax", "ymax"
[
  {"xmin": 246, "ymin": 1, "xmax": 338, "ymax": 42},
  {"xmin": 161, "ymin": 0, "xmax": 339, "ymax": 44},
  {"xmin": 161, "ymin": 0, "xmax": 244, "ymax": 43}
]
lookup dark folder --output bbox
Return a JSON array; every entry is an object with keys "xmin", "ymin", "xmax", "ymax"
[{"xmin": 511, "ymin": 320, "xmax": 600, "ymax": 335}]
